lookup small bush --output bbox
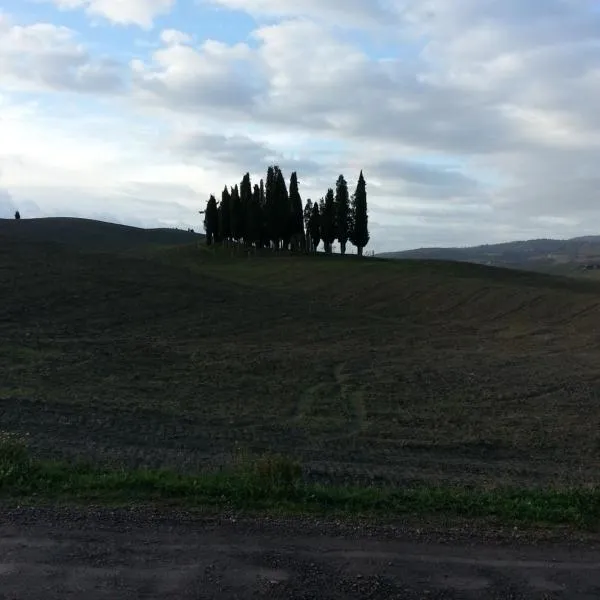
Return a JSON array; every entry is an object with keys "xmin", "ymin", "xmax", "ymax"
[
  {"xmin": 231, "ymin": 451, "xmax": 303, "ymax": 496},
  {"xmin": 250, "ymin": 454, "xmax": 303, "ymax": 488},
  {"xmin": 0, "ymin": 431, "xmax": 31, "ymax": 480}
]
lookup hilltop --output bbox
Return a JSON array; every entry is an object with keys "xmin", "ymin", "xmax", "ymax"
[
  {"xmin": 0, "ymin": 217, "xmax": 203, "ymax": 254},
  {"xmin": 378, "ymin": 234, "xmax": 600, "ymax": 275}
]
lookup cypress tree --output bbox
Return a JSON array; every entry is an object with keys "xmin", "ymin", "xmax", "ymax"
[
  {"xmin": 273, "ymin": 166, "xmax": 289, "ymax": 249},
  {"xmin": 259, "ymin": 178, "xmax": 268, "ymax": 249},
  {"xmin": 350, "ymin": 170, "xmax": 370, "ymax": 256},
  {"xmin": 308, "ymin": 201, "xmax": 321, "ymax": 252},
  {"xmin": 203, "ymin": 195, "xmax": 219, "ymax": 245},
  {"xmin": 246, "ymin": 183, "xmax": 262, "ymax": 248},
  {"xmin": 335, "ymin": 174, "xmax": 350, "ymax": 255},
  {"xmin": 289, "ymin": 172, "xmax": 304, "ymax": 251},
  {"xmin": 265, "ymin": 166, "xmax": 277, "ymax": 247},
  {"xmin": 230, "ymin": 184, "xmax": 243, "ymax": 243},
  {"xmin": 240, "ymin": 173, "xmax": 252, "ymax": 245},
  {"xmin": 303, "ymin": 199, "xmax": 313, "ymax": 252},
  {"xmin": 321, "ymin": 188, "xmax": 336, "ymax": 253},
  {"xmin": 219, "ymin": 186, "xmax": 232, "ymax": 243}
]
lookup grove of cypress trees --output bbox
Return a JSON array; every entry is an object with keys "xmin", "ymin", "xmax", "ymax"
[
  {"xmin": 205, "ymin": 166, "xmax": 370, "ymax": 255},
  {"xmin": 350, "ymin": 170, "xmax": 369, "ymax": 256}
]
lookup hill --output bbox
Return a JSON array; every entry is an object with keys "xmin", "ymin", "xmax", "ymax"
[
  {"xmin": 0, "ymin": 217, "xmax": 203, "ymax": 253},
  {"xmin": 378, "ymin": 235, "xmax": 600, "ymax": 275},
  {"xmin": 3, "ymin": 219, "xmax": 600, "ymax": 524}
]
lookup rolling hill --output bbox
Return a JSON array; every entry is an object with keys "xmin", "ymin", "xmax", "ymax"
[
  {"xmin": 378, "ymin": 235, "xmax": 600, "ymax": 276},
  {"xmin": 3, "ymin": 216, "xmax": 600, "ymax": 497},
  {"xmin": 0, "ymin": 217, "xmax": 203, "ymax": 253}
]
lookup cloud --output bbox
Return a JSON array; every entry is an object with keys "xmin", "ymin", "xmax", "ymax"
[
  {"xmin": 46, "ymin": 0, "xmax": 175, "ymax": 29},
  {"xmin": 168, "ymin": 130, "xmax": 324, "ymax": 182},
  {"xmin": 0, "ymin": 15, "xmax": 123, "ymax": 93},
  {"xmin": 130, "ymin": 38, "xmax": 263, "ymax": 114},
  {"xmin": 201, "ymin": 0, "xmax": 399, "ymax": 28},
  {"xmin": 3, "ymin": 1, "xmax": 600, "ymax": 252}
]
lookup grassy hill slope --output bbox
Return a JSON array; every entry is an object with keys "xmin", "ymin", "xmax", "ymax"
[
  {"xmin": 3, "ymin": 223, "xmax": 600, "ymax": 501},
  {"xmin": 0, "ymin": 217, "xmax": 203, "ymax": 253}
]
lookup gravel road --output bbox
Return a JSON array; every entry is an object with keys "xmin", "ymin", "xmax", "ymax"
[{"xmin": 1, "ymin": 507, "xmax": 600, "ymax": 599}]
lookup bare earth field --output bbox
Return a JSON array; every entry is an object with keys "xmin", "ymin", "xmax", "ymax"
[{"xmin": 3, "ymin": 232, "xmax": 600, "ymax": 488}]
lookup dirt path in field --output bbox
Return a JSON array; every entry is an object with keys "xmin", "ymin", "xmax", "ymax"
[
  {"xmin": 1, "ymin": 508, "xmax": 600, "ymax": 599},
  {"xmin": 293, "ymin": 362, "xmax": 366, "ymax": 445}
]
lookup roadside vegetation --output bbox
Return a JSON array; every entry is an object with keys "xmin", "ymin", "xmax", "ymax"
[{"xmin": 2, "ymin": 435, "xmax": 599, "ymax": 528}]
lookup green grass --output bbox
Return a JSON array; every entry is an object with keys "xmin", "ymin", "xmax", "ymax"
[{"xmin": 0, "ymin": 438, "xmax": 598, "ymax": 528}]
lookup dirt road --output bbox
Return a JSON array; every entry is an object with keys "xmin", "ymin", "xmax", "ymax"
[{"xmin": 1, "ymin": 508, "xmax": 600, "ymax": 599}]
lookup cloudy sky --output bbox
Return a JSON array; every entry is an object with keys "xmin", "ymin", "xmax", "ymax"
[{"xmin": 1, "ymin": 0, "xmax": 599, "ymax": 252}]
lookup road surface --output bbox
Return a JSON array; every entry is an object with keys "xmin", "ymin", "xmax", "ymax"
[{"xmin": 1, "ymin": 508, "xmax": 599, "ymax": 598}]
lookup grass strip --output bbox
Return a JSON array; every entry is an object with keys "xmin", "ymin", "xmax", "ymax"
[{"xmin": 1, "ymin": 443, "xmax": 598, "ymax": 528}]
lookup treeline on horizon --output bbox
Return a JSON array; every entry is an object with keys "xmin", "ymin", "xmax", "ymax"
[{"xmin": 203, "ymin": 166, "xmax": 370, "ymax": 256}]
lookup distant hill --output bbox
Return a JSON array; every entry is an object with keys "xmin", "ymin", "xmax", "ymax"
[
  {"xmin": 378, "ymin": 235, "xmax": 600, "ymax": 276},
  {"xmin": 0, "ymin": 217, "xmax": 203, "ymax": 254}
]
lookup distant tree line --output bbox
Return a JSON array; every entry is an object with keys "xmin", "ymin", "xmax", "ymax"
[{"xmin": 202, "ymin": 166, "xmax": 370, "ymax": 256}]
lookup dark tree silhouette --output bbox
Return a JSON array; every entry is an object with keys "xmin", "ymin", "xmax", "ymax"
[
  {"xmin": 350, "ymin": 170, "xmax": 369, "ymax": 256},
  {"xmin": 289, "ymin": 172, "xmax": 305, "ymax": 251},
  {"xmin": 321, "ymin": 188, "xmax": 336, "ymax": 253},
  {"xmin": 335, "ymin": 174, "xmax": 350, "ymax": 255},
  {"xmin": 240, "ymin": 173, "xmax": 252, "ymax": 244},
  {"xmin": 265, "ymin": 166, "xmax": 277, "ymax": 248},
  {"xmin": 203, "ymin": 195, "xmax": 219, "ymax": 245},
  {"xmin": 14, "ymin": 211, "xmax": 20, "ymax": 220},
  {"xmin": 204, "ymin": 166, "xmax": 370, "ymax": 255},
  {"xmin": 246, "ymin": 183, "xmax": 262, "ymax": 248},
  {"xmin": 308, "ymin": 201, "xmax": 321, "ymax": 252},
  {"xmin": 274, "ymin": 167, "xmax": 290, "ymax": 249},
  {"xmin": 303, "ymin": 199, "xmax": 313, "ymax": 252},
  {"xmin": 219, "ymin": 186, "xmax": 232, "ymax": 244},
  {"xmin": 230, "ymin": 184, "xmax": 243, "ymax": 243}
]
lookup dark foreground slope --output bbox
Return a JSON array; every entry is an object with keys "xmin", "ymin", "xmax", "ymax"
[
  {"xmin": 3, "ymin": 230, "xmax": 600, "ymax": 495},
  {"xmin": 0, "ymin": 217, "xmax": 202, "ymax": 253}
]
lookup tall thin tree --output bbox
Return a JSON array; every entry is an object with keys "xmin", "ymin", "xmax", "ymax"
[
  {"xmin": 240, "ymin": 173, "xmax": 252, "ymax": 245},
  {"xmin": 350, "ymin": 170, "xmax": 370, "ymax": 256},
  {"xmin": 303, "ymin": 199, "xmax": 313, "ymax": 252},
  {"xmin": 308, "ymin": 201, "xmax": 321, "ymax": 253},
  {"xmin": 335, "ymin": 174, "xmax": 351, "ymax": 255},
  {"xmin": 321, "ymin": 188, "xmax": 336, "ymax": 253},
  {"xmin": 230, "ymin": 184, "xmax": 243, "ymax": 243},
  {"xmin": 289, "ymin": 172, "xmax": 305, "ymax": 251},
  {"xmin": 203, "ymin": 195, "xmax": 219, "ymax": 245},
  {"xmin": 219, "ymin": 186, "xmax": 232, "ymax": 244}
]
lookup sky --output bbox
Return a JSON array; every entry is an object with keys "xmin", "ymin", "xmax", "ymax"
[{"xmin": 1, "ymin": 0, "xmax": 599, "ymax": 252}]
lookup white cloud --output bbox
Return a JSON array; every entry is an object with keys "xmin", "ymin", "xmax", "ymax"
[
  {"xmin": 46, "ymin": 0, "xmax": 175, "ymax": 29},
  {"xmin": 0, "ymin": 15, "xmax": 122, "ymax": 93},
  {"xmin": 160, "ymin": 29, "xmax": 192, "ymax": 45}
]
